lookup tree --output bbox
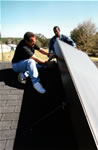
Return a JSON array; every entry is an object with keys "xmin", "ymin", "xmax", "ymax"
[
  {"xmin": 92, "ymin": 32, "xmax": 98, "ymax": 55},
  {"xmin": 36, "ymin": 34, "xmax": 49, "ymax": 48},
  {"xmin": 0, "ymin": 32, "xmax": 1, "ymax": 44},
  {"xmin": 70, "ymin": 20, "xmax": 97, "ymax": 54},
  {"xmin": 1, "ymin": 34, "xmax": 49, "ymax": 48}
]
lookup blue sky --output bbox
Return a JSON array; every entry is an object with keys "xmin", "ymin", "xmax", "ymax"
[{"xmin": 0, "ymin": 1, "xmax": 98, "ymax": 38}]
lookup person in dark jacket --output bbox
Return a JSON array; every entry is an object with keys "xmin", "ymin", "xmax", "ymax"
[
  {"xmin": 12, "ymin": 32, "xmax": 53, "ymax": 94},
  {"xmin": 49, "ymin": 26, "xmax": 76, "ymax": 54}
]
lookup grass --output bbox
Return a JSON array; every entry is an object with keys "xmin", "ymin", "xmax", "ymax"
[
  {"xmin": 90, "ymin": 57, "xmax": 98, "ymax": 62},
  {"xmin": 1, "ymin": 49, "xmax": 98, "ymax": 63},
  {"xmin": 0, "ymin": 51, "xmax": 15, "ymax": 61},
  {"xmin": 0, "ymin": 49, "xmax": 49, "ymax": 62}
]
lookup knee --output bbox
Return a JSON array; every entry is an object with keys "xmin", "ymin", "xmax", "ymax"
[
  {"xmin": 27, "ymin": 59, "xmax": 36, "ymax": 65},
  {"xmin": 28, "ymin": 58, "xmax": 35, "ymax": 63},
  {"xmin": 27, "ymin": 59, "xmax": 37, "ymax": 69}
]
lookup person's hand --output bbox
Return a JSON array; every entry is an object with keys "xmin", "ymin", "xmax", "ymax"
[
  {"xmin": 45, "ymin": 61, "xmax": 55, "ymax": 65},
  {"xmin": 48, "ymin": 53, "xmax": 54, "ymax": 57}
]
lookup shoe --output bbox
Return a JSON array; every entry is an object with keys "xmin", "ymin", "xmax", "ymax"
[
  {"xmin": 33, "ymin": 82, "xmax": 46, "ymax": 94},
  {"xmin": 18, "ymin": 73, "xmax": 26, "ymax": 84}
]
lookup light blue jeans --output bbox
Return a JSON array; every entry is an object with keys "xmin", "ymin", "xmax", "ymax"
[{"xmin": 12, "ymin": 59, "xmax": 40, "ymax": 84}]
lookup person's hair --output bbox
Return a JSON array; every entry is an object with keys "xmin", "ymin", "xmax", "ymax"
[
  {"xmin": 53, "ymin": 26, "xmax": 60, "ymax": 32},
  {"xmin": 24, "ymin": 32, "xmax": 35, "ymax": 41}
]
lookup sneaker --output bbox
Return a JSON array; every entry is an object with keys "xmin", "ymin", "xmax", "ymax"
[
  {"xmin": 33, "ymin": 82, "xmax": 46, "ymax": 94},
  {"xmin": 24, "ymin": 71, "xmax": 29, "ymax": 78},
  {"xmin": 18, "ymin": 73, "xmax": 26, "ymax": 84}
]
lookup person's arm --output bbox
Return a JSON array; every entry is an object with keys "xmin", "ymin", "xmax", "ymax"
[
  {"xmin": 67, "ymin": 37, "xmax": 76, "ymax": 48},
  {"xmin": 63, "ymin": 35, "xmax": 76, "ymax": 47},
  {"xmin": 39, "ymin": 48, "xmax": 53, "ymax": 57},
  {"xmin": 31, "ymin": 54, "xmax": 46, "ymax": 63}
]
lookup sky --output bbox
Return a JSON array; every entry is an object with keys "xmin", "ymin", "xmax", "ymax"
[{"xmin": 0, "ymin": 0, "xmax": 98, "ymax": 38}]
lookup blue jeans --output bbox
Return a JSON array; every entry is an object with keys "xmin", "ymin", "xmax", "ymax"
[{"xmin": 12, "ymin": 59, "xmax": 40, "ymax": 84}]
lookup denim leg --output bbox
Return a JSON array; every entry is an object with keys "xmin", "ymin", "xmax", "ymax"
[
  {"xmin": 12, "ymin": 59, "xmax": 40, "ymax": 84},
  {"xmin": 26, "ymin": 59, "xmax": 40, "ymax": 84}
]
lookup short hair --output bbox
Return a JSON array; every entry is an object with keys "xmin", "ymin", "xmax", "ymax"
[
  {"xmin": 53, "ymin": 26, "xmax": 60, "ymax": 32},
  {"xmin": 24, "ymin": 32, "xmax": 35, "ymax": 41}
]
